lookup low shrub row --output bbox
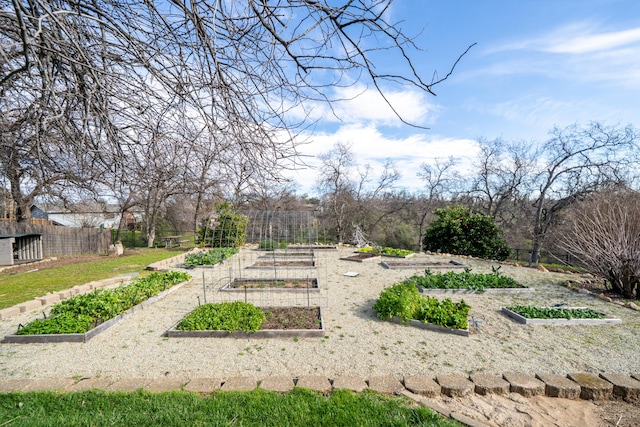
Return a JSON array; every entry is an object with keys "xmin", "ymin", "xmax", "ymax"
[
  {"xmin": 183, "ymin": 247, "xmax": 238, "ymax": 267},
  {"xmin": 16, "ymin": 271, "xmax": 190, "ymax": 335},
  {"xmin": 373, "ymin": 283, "xmax": 470, "ymax": 330},
  {"xmin": 404, "ymin": 268, "xmax": 523, "ymax": 291}
]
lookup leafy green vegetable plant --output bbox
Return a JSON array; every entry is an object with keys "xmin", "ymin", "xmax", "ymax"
[
  {"xmin": 403, "ymin": 268, "xmax": 523, "ymax": 291},
  {"xmin": 16, "ymin": 271, "xmax": 190, "ymax": 335},
  {"xmin": 373, "ymin": 283, "xmax": 470, "ymax": 330},
  {"xmin": 356, "ymin": 246, "xmax": 380, "ymax": 254},
  {"xmin": 506, "ymin": 306, "xmax": 605, "ymax": 319},
  {"xmin": 183, "ymin": 247, "xmax": 238, "ymax": 267},
  {"xmin": 176, "ymin": 301, "xmax": 266, "ymax": 332},
  {"xmin": 380, "ymin": 247, "xmax": 414, "ymax": 257}
]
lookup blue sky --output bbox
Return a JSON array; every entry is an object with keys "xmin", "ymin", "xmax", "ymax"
[{"xmin": 287, "ymin": 0, "xmax": 640, "ymax": 195}]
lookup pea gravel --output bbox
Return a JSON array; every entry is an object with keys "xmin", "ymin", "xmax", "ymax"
[{"xmin": 0, "ymin": 247, "xmax": 638, "ymax": 381}]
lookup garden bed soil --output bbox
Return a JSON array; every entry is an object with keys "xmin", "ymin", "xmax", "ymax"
[
  {"xmin": 257, "ymin": 257, "xmax": 314, "ymax": 264},
  {"xmin": 166, "ymin": 306, "xmax": 324, "ymax": 338},
  {"xmin": 380, "ymin": 260, "xmax": 466, "ymax": 269},
  {"xmin": 247, "ymin": 260, "xmax": 316, "ymax": 269},
  {"xmin": 1, "ymin": 279, "xmax": 192, "ymax": 343},
  {"xmin": 220, "ymin": 277, "xmax": 320, "ymax": 292},
  {"xmin": 258, "ymin": 254, "xmax": 314, "ymax": 260},
  {"xmin": 339, "ymin": 253, "xmax": 381, "ymax": 263},
  {"xmin": 286, "ymin": 245, "xmax": 337, "ymax": 250},
  {"xmin": 501, "ymin": 307, "xmax": 622, "ymax": 326},
  {"xmin": 268, "ymin": 250, "xmax": 315, "ymax": 257},
  {"xmin": 391, "ymin": 316, "xmax": 469, "ymax": 337}
]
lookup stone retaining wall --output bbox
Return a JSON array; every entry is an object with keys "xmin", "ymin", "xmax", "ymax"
[{"xmin": 0, "ymin": 372, "xmax": 638, "ymax": 402}]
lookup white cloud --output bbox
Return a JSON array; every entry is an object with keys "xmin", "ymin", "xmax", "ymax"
[
  {"xmin": 286, "ymin": 123, "xmax": 479, "ymax": 195},
  {"xmin": 542, "ymin": 26, "xmax": 640, "ymax": 54},
  {"xmin": 287, "ymin": 84, "xmax": 440, "ymax": 128}
]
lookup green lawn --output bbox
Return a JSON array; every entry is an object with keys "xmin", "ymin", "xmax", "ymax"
[
  {"xmin": 0, "ymin": 388, "xmax": 460, "ymax": 427},
  {"xmin": 0, "ymin": 248, "xmax": 186, "ymax": 310}
]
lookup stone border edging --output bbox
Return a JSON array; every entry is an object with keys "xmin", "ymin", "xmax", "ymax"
[
  {"xmin": 2, "ymin": 372, "xmax": 638, "ymax": 402},
  {"xmin": 0, "ymin": 276, "xmax": 135, "ymax": 320},
  {"xmin": 165, "ymin": 306, "xmax": 325, "ymax": 339},
  {"xmin": 501, "ymin": 307, "xmax": 622, "ymax": 326},
  {"xmin": 1, "ymin": 279, "xmax": 192, "ymax": 343}
]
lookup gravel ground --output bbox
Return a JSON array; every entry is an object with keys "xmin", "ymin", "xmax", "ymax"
[{"xmin": 0, "ymin": 247, "xmax": 638, "ymax": 381}]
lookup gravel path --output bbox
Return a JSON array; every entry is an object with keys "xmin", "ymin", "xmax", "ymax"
[{"xmin": 0, "ymin": 247, "xmax": 638, "ymax": 381}]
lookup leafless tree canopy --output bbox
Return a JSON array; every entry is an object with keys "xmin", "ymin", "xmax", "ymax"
[{"xmin": 1, "ymin": 0, "xmax": 469, "ymax": 241}]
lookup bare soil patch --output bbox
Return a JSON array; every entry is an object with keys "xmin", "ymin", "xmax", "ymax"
[
  {"xmin": 229, "ymin": 278, "xmax": 318, "ymax": 289},
  {"xmin": 261, "ymin": 307, "xmax": 322, "ymax": 330},
  {"xmin": 250, "ymin": 261, "xmax": 314, "ymax": 267}
]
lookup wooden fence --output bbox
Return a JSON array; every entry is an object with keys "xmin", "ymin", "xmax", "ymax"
[{"xmin": 0, "ymin": 222, "xmax": 111, "ymax": 257}]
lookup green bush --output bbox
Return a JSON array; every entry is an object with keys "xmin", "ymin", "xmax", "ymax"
[
  {"xmin": 176, "ymin": 302, "xmax": 266, "ymax": 332},
  {"xmin": 373, "ymin": 283, "xmax": 470, "ymax": 330},
  {"xmin": 198, "ymin": 203, "xmax": 248, "ymax": 248},
  {"xmin": 423, "ymin": 206, "xmax": 510, "ymax": 260}
]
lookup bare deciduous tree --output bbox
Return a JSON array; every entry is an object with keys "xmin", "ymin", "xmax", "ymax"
[
  {"xmin": 316, "ymin": 142, "xmax": 355, "ymax": 243},
  {"xmin": 529, "ymin": 122, "xmax": 639, "ymax": 264},
  {"xmin": 469, "ymin": 138, "xmax": 532, "ymax": 221},
  {"xmin": 415, "ymin": 157, "xmax": 460, "ymax": 250},
  {"xmin": 559, "ymin": 188, "xmax": 640, "ymax": 299},
  {"xmin": 2, "ymin": 0, "xmax": 471, "ymax": 227}
]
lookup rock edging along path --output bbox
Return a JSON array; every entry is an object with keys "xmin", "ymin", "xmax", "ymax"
[
  {"xmin": 0, "ymin": 248, "xmax": 200, "ymax": 321},
  {"xmin": 0, "ymin": 372, "xmax": 638, "ymax": 403},
  {"xmin": 2, "ymin": 279, "xmax": 192, "ymax": 344},
  {"xmin": 0, "ymin": 275, "xmax": 136, "ymax": 321}
]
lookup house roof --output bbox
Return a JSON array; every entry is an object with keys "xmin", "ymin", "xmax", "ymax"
[{"xmin": 0, "ymin": 233, "xmax": 42, "ymax": 239}]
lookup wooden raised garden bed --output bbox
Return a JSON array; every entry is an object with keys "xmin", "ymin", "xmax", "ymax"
[
  {"xmin": 340, "ymin": 253, "xmax": 381, "ymax": 263},
  {"xmin": 501, "ymin": 306, "xmax": 621, "ymax": 326},
  {"xmin": 418, "ymin": 286, "xmax": 534, "ymax": 295},
  {"xmin": 247, "ymin": 260, "xmax": 316, "ymax": 269},
  {"xmin": 2, "ymin": 278, "xmax": 191, "ymax": 344},
  {"xmin": 381, "ymin": 260, "xmax": 466, "ymax": 270},
  {"xmin": 167, "ymin": 306, "xmax": 325, "ymax": 338},
  {"xmin": 391, "ymin": 316, "xmax": 469, "ymax": 337},
  {"xmin": 220, "ymin": 277, "xmax": 320, "ymax": 293},
  {"xmin": 287, "ymin": 245, "xmax": 337, "ymax": 250}
]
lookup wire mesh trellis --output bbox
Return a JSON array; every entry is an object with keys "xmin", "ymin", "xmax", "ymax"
[
  {"xmin": 190, "ymin": 248, "xmax": 329, "ymax": 310},
  {"xmin": 241, "ymin": 210, "xmax": 332, "ymax": 247}
]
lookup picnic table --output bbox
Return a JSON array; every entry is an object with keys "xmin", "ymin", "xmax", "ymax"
[{"xmin": 162, "ymin": 236, "xmax": 182, "ymax": 248}]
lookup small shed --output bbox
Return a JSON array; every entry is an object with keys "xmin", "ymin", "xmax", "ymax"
[{"xmin": 0, "ymin": 233, "xmax": 43, "ymax": 266}]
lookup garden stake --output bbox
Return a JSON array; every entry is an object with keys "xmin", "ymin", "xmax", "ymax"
[{"xmin": 202, "ymin": 271, "xmax": 207, "ymax": 304}]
